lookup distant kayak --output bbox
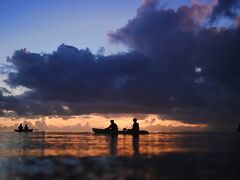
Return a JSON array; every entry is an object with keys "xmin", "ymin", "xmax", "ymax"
[
  {"xmin": 92, "ymin": 128, "xmax": 149, "ymax": 135},
  {"xmin": 14, "ymin": 129, "xmax": 33, "ymax": 132}
]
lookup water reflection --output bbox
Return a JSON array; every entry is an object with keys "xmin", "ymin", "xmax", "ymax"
[
  {"xmin": 1, "ymin": 132, "xmax": 240, "ymax": 158},
  {"xmin": 109, "ymin": 135, "xmax": 118, "ymax": 156},
  {"xmin": 12, "ymin": 132, "xmax": 46, "ymax": 157},
  {"xmin": 1, "ymin": 132, "xmax": 240, "ymax": 180},
  {"xmin": 132, "ymin": 135, "xmax": 139, "ymax": 157},
  {"xmin": 108, "ymin": 135, "xmax": 139, "ymax": 157}
]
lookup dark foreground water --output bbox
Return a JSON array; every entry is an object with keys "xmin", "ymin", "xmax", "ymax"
[{"xmin": 0, "ymin": 132, "xmax": 240, "ymax": 180}]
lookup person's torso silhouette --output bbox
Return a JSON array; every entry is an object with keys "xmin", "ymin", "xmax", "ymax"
[
  {"xmin": 132, "ymin": 122, "xmax": 139, "ymax": 131},
  {"xmin": 18, "ymin": 124, "xmax": 23, "ymax": 131},
  {"xmin": 106, "ymin": 120, "xmax": 118, "ymax": 131},
  {"xmin": 24, "ymin": 125, "xmax": 29, "ymax": 131},
  {"xmin": 131, "ymin": 118, "xmax": 139, "ymax": 131}
]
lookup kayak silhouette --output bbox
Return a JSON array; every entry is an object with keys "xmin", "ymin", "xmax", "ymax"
[
  {"xmin": 92, "ymin": 128, "xmax": 149, "ymax": 135},
  {"xmin": 14, "ymin": 129, "xmax": 33, "ymax": 132}
]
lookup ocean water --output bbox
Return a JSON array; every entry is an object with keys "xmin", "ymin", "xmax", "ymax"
[{"xmin": 0, "ymin": 132, "xmax": 240, "ymax": 179}]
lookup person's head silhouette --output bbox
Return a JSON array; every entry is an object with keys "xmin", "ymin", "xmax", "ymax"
[
  {"xmin": 110, "ymin": 120, "xmax": 114, "ymax": 124},
  {"xmin": 133, "ymin": 118, "xmax": 137, "ymax": 122}
]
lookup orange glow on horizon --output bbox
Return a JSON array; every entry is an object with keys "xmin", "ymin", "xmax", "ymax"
[{"xmin": 0, "ymin": 114, "xmax": 208, "ymax": 131}]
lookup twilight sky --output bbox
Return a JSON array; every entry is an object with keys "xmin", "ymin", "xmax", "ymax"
[
  {"xmin": 0, "ymin": 0, "xmax": 191, "ymax": 62},
  {"xmin": 1, "ymin": 0, "xmax": 240, "ymax": 131}
]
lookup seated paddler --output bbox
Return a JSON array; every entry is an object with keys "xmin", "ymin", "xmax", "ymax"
[
  {"xmin": 130, "ymin": 118, "xmax": 139, "ymax": 131},
  {"xmin": 105, "ymin": 120, "xmax": 118, "ymax": 131}
]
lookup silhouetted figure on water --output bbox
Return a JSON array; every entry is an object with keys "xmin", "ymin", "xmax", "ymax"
[
  {"xmin": 130, "ymin": 118, "xmax": 139, "ymax": 131},
  {"xmin": 24, "ymin": 124, "xmax": 29, "ymax": 131},
  {"xmin": 105, "ymin": 120, "xmax": 118, "ymax": 131},
  {"xmin": 18, "ymin": 123, "xmax": 23, "ymax": 131}
]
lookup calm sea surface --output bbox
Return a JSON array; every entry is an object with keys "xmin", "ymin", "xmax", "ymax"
[
  {"xmin": 0, "ymin": 132, "xmax": 240, "ymax": 157},
  {"xmin": 0, "ymin": 132, "xmax": 240, "ymax": 179}
]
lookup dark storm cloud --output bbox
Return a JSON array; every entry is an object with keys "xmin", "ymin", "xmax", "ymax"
[
  {"xmin": 0, "ymin": 87, "xmax": 19, "ymax": 116},
  {"xmin": 109, "ymin": 1, "xmax": 240, "ymax": 109},
  {"xmin": 210, "ymin": 0, "xmax": 240, "ymax": 21},
  {"xmin": 3, "ymin": 45, "xmax": 155, "ymax": 117},
  {"xmin": 1, "ymin": 0, "xmax": 240, "ymax": 129},
  {"xmin": 108, "ymin": 0, "xmax": 240, "ymax": 128},
  {"xmin": 6, "ymin": 45, "xmax": 150, "ymax": 103}
]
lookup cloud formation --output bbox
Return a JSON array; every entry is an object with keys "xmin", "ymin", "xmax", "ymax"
[
  {"xmin": 210, "ymin": 0, "xmax": 240, "ymax": 21},
  {"xmin": 1, "ymin": 0, "xmax": 240, "ymax": 129},
  {"xmin": 108, "ymin": 0, "xmax": 240, "ymax": 128}
]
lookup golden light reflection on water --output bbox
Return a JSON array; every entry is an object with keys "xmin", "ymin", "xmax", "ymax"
[{"xmin": 0, "ymin": 132, "xmax": 197, "ymax": 158}]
